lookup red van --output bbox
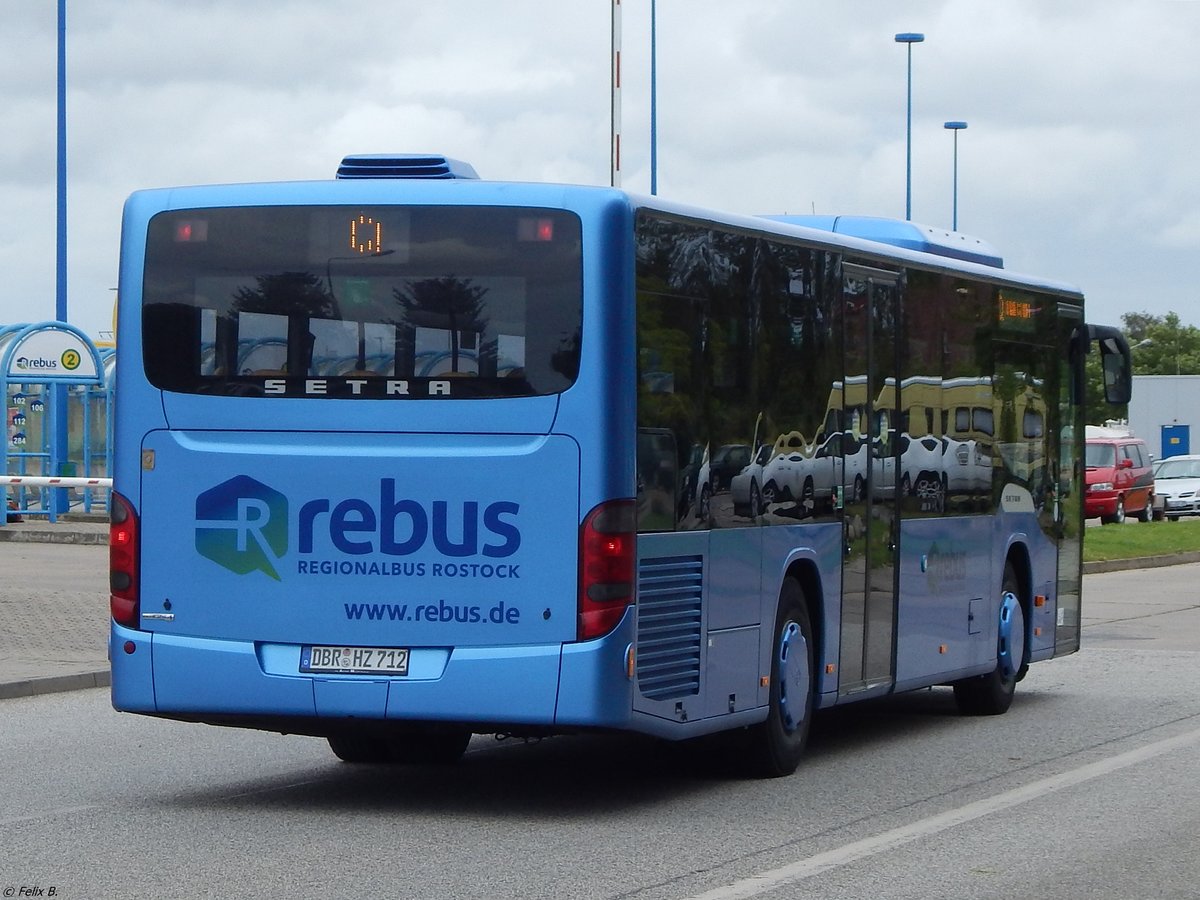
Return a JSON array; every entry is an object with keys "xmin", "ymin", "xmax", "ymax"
[{"xmin": 1084, "ymin": 436, "xmax": 1154, "ymax": 524}]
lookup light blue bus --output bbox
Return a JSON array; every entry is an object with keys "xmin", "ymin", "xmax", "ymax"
[{"xmin": 109, "ymin": 154, "xmax": 1131, "ymax": 776}]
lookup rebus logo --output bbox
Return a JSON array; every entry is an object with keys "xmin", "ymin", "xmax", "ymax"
[{"xmin": 195, "ymin": 476, "xmax": 289, "ymax": 581}]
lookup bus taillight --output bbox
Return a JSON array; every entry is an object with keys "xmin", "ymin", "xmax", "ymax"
[
  {"xmin": 578, "ymin": 500, "xmax": 636, "ymax": 641},
  {"xmin": 110, "ymin": 492, "xmax": 140, "ymax": 627}
]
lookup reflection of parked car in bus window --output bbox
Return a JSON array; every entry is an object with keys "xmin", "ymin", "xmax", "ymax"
[
  {"xmin": 708, "ymin": 444, "xmax": 752, "ymax": 493},
  {"xmin": 943, "ymin": 435, "xmax": 991, "ymax": 494},
  {"xmin": 762, "ymin": 431, "xmax": 809, "ymax": 503},
  {"xmin": 731, "ymin": 444, "xmax": 772, "ymax": 517},
  {"xmin": 898, "ymin": 433, "xmax": 943, "ymax": 495},
  {"xmin": 870, "ymin": 429, "xmax": 898, "ymax": 500},
  {"xmin": 678, "ymin": 443, "xmax": 708, "ymax": 521}
]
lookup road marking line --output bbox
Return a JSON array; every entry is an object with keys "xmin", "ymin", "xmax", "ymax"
[
  {"xmin": 0, "ymin": 805, "xmax": 97, "ymax": 827},
  {"xmin": 685, "ymin": 726, "xmax": 1200, "ymax": 900}
]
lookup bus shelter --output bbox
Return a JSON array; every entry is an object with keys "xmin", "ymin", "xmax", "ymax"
[{"xmin": 2, "ymin": 321, "xmax": 108, "ymax": 522}]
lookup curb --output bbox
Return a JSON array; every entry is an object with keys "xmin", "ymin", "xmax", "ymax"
[
  {"xmin": 1081, "ymin": 550, "xmax": 1200, "ymax": 575},
  {"xmin": 0, "ymin": 527, "xmax": 108, "ymax": 545},
  {"xmin": 0, "ymin": 669, "xmax": 111, "ymax": 701}
]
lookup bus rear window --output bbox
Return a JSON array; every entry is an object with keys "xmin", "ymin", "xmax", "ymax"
[{"xmin": 141, "ymin": 206, "xmax": 583, "ymax": 399}]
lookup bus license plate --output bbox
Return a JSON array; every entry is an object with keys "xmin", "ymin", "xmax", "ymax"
[{"xmin": 301, "ymin": 646, "xmax": 410, "ymax": 676}]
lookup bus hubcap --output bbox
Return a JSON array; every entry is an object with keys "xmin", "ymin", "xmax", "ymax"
[{"xmin": 777, "ymin": 621, "xmax": 809, "ymax": 733}]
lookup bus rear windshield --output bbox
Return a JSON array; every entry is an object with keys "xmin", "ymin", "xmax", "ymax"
[{"xmin": 141, "ymin": 205, "xmax": 583, "ymax": 399}]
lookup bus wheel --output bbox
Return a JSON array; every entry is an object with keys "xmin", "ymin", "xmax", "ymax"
[
  {"xmin": 953, "ymin": 563, "xmax": 1025, "ymax": 716},
  {"xmin": 745, "ymin": 577, "xmax": 814, "ymax": 777},
  {"xmin": 387, "ymin": 729, "xmax": 472, "ymax": 765},
  {"xmin": 327, "ymin": 729, "xmax": 471, "ymax": 765},
  {"xmin": 327, "ymin": 733, "xmax": 396, "ymax": 764}
]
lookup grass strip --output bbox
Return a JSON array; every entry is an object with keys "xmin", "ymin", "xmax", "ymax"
[{"xmin": 1083, "ymin": 518, "xmax": 1200, "ymax": 562}]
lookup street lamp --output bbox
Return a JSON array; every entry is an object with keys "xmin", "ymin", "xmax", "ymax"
[
  {"xmin": 894, "ymin": 32, "xmax": 924, "ymax": 221},
  {"xmin": 651, "ymin": 0, "xmax": 658, "ymax": 195},
  {"xmin": 943, "ymin": 121, "xmax": 967, "ymax": 231}
]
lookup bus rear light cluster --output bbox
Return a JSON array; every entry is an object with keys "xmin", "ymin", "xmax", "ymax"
[
  {"xmin": 578, "ymin": 500, "xmax": 636, "ymax": 641},
  {"xmin": 110, "ymin": 492, "xmax": 140, "ymax": 627}
]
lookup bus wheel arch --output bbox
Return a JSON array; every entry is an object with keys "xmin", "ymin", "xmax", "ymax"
[{"xmin": 786, "ymin": 559, "xmax": 825, "ymax": 672}]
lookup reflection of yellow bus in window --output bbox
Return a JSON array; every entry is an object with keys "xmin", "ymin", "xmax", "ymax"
[
  {"xmin": 995, "ymin": 374, "xmax": 1046, "ymax": 494},
  {"xmin": 941, "ymin": 377, "xmax": 994, "ymax": 495}
]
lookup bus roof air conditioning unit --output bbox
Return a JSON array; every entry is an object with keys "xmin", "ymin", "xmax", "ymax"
[{"xmin": 336, "ymin": 154, "xmax": 480, "ymax": 180}]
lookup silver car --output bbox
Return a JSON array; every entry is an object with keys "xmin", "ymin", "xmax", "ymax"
[{"xmin": 1153, "ymin": 454, "xmax": 1200, "ymax": 520}]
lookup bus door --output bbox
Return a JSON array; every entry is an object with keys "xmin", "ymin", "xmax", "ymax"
[{"xmin": 839, "ymin": 265, "xmax": 901, "ymax": 695}]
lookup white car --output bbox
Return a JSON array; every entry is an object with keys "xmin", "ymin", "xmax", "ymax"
[
  {"xmin": 731, "ymin": 444, "xmax": 773, "ymax": 517},
  {"xmin": 761, "ymin": 432, "xmax": 810, "ymax": 504},
  {"xmin": 943, "ymin": 436, "xmax": 991, "ymax": 495},
  {"xmin": 1153, "ymin": 454, "xmax": 1200, "ymax": 520},
  {"xmin": 899, "ymin": 433, "xmax": 944, "ymax": 495},
  {"xmin": 840, "ymin": 431, "xmax": 870, "ymax": 504}
]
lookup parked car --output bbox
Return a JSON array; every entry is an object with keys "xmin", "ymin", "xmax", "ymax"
[
  {"xmin": 899, "ymin": 433, "xmax": 944, "ymax": 508},
  {"xmin": 707, "ymin": 444, "xmax": 752, "ymax": 493},
  {"xmin": 761, "ymin": 431, "xmax": 810, "ymax": 504},
  {"xmin": 942, "ymin": 435, "xmax": 991, "ymax": 496},
  {"xmin": 1084, "ymin": 435, "xmax": 1154, "ymax": 524},
  {"xmin": 731, "ymin": 444, "xmax": 772, "ymax": 518},
  {"xmin": 802, "ymin": 430, "xmax": 868, "ymax": 506},
  {"xmin": 1152, "ymin": 454, "xmax": 1200, "ymax": 521}
]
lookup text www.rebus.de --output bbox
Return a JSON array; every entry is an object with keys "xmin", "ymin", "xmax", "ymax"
[{"xmin": 344, "ymin": 600, "xmax": 521, "ymax": 625}]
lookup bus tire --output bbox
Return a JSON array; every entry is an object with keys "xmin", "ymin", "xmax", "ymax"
[
  {"xmin": 327, "ymin": 733, "xmax": 395, "ymax": 764},
  {"xmin": 327, "ymin": 729, "xmax": 471, "ymax": 765},
  {"xmin": 387, "ymin": 729, "xmax": 472, "ymax": 765},
  {"xmin": 745, "ymin": 577, "xmax": 814, "ymax": 777},
  {"xmin": 953, "ymin": 562, "xmax": 1024, "ymax": 716}
]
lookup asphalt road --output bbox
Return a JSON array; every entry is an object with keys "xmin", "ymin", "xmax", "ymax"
[{"xmin": 2, "ymin": 563, "xmax": 1199, "ymax": 899}]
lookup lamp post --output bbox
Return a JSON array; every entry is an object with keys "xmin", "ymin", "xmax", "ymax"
[
  {"xmin": 52, "ymin": 0, "xmax": 69, "ymax": 510},
  {"xmin": 894, "ymin": 32, "xmax": 924, "ymax": 221},
  {"xmin": 943, "ymin": 121, "xmax": 967, "ymax": 231},
  {"xmin": 650, "ymin": 0, "xmax": 658, "ymax": 195}
]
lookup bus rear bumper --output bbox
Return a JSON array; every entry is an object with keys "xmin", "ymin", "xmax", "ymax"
[
  {"xmin": 109, "ymin": 617, "xmax": 636, "ymax": 732},
  {"xmin": 109, "ymin": 622, "xmax": 156, "ymax": 712}
]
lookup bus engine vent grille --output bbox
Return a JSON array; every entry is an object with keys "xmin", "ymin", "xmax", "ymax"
[
  {"xmin": 336, "ymin": 154, "xmax": 480, "ymax": 180},
  {"xmin": 636, "ymin": 554, "xmax": 703, "ymax": 701}
]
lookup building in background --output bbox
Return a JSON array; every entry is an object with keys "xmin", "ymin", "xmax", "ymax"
[{"xmin": 1127, "ymin": 375, "xmax": 1200, "ymax": 460}]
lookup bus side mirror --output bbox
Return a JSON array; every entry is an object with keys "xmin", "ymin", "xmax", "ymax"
[{"xmin": 1087, "ymin": 325, "xmax": 1133, "ymax": 406}]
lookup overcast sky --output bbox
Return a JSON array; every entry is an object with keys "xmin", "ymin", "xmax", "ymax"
[{"xmin": 2, "ymin": 0, "xmax": 1198, "ymax": 342}]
